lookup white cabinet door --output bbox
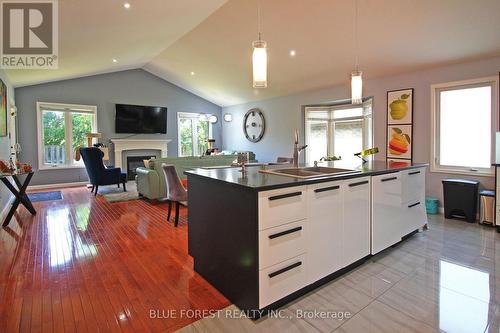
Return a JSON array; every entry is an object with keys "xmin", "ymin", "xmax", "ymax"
[
  {"xmin": 371, "ymin": 172, "xmax": 403, "ymax": 254},
  {"xmin": 306, "ymin": 180, "xmax": 343, "ymax": 284},
  {"xmin": 342, "ymin": 177, "xmax": 371, "ymax": 267}
]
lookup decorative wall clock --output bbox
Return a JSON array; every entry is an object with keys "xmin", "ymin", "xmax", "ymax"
[{"xmin": 243, "ymin": 108, "xmax": 265, "ymax": 142}]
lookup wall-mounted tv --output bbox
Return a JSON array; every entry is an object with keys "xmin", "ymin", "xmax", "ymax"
[{"xmin": 115, "ymin": 104, "xmax": 168, "ymax": 134}]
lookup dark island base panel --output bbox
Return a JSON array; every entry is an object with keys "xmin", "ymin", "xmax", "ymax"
[
  {"xmin": 194, "ymin": 255, "xmax": 371, "ymax": 320},
  {"xmin": 187, "ymin": 175, "xmax": 260, "ymax": 311}
]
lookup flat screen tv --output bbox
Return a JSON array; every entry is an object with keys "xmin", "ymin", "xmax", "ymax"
[{"xmin": 115, "ymin": 104, "xmax": 168, "ymax": 134}]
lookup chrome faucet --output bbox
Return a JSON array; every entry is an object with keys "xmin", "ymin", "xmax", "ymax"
[{"xmin": 293, "ymin": 129, "xmax": 307, "ymax": 168}]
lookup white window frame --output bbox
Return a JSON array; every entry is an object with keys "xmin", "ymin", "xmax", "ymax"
[
  {"xmin": 177, "ymin": 112, "xmax": 213, "ymax": 157},
  {"xmin": 36, "ymin": 102, "xmax": 98, "ymax": 170},
  {"xmin": 430, "ymin": 76, "xmax": 498, "ymax": 177},
  {"xmin": 304, "ymin": 98, "xmax": 373, "ymax": 164}
]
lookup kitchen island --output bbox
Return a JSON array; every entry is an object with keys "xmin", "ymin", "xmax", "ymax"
[{"xmin": 185, "ymin": 160, "xmax": 428, "ymax": 316}]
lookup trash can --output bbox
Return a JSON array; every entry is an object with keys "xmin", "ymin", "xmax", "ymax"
[
  {"xmin": 425, "ymin": 197, "xmax": 439, "ymax": 214},
  {"xmin": 442, "ymin": 179, "xmax": 479, "ymax": 223},
  {"xmin": 479, "ymin": 190, "xmax": 495, "ymax": 225}
]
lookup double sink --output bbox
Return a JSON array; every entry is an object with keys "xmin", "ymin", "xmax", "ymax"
[{"xmin": 260, "ymin": 166, "xmax": 360, "ymax": 179}]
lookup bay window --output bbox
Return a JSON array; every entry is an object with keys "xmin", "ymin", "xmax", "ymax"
[{"xmin": 305, "ymin": 98, "xmax": 373, "ymax": 165}]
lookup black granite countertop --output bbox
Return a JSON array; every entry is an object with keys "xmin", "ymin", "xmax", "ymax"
[{"xmin": 185, "ymin": 160, "xmax": 428, "ymax": 191}]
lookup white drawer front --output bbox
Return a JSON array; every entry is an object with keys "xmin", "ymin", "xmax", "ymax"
[
  {"xmin": 259, "ymin": 254, "xmax": 307, "ymax": 308},
  {"xmin": 401, "ymin": 168, "xmax": 426, "ymax": 204},
  {"xmin": 258, "ymin": 186, "xmax": 307, "ymax": 230},
  {"xmin": 259, "ymin": 220, "xmax": 307, "ymax": 269},
  {"xmin": 402, "ymin": 200, "xmax": 427, "ymax": 235}
]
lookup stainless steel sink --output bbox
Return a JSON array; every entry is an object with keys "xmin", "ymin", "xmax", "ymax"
[{"xmin": 260, "ymin": 167, "xmax": 359, "ymax": 179}]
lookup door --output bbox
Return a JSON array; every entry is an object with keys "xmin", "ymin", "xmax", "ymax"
[
  {"xmin": 306, "ymin": 180, "xmax": 343, "ymax": 284},
  {"xmin": 342, "ymin": 177, "xmax": 371, "ymax": 267},
  {"xmin": 371, "ymin": 172, "xmax": 403, "ymax": 254}
]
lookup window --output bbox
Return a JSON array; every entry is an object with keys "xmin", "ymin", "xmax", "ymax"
[
  {"xmin": 431, "ymin": 77, "xmax": 497, "ymax": 176},
  {"xmin": 305, "ymin": 99, "xmax": 373, "ymax": 165},
  {"xmin": 37, "ymin": 102, "xmax": 97, "ymax": 169},
  {"xmin": 177, "ymin": 113, "xmax": 212, "ymax": 157}
]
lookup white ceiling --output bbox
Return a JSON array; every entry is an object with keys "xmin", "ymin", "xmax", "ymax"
[
  {"xmin": 6, "ymin": 0, "xmax": 500, "ymax": 107},
  {"xmin": 4, "ymin": 0, "xmax": 228, "ymax": 88}
]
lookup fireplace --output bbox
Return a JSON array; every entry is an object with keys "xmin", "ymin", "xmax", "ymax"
[{"xmin": 127, "ymin": 156, "xmax": 155, "ymax": 181}]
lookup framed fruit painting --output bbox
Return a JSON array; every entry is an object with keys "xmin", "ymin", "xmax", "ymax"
[
  {"xmin": 386, "ymin": 88, "xmax": 413, "ymax": 162},
  {"xmin": 387, "ymin": 125, "xmax": 412, "ymax": 160},
  {"xmin": 387, "ymin": 88, "xmax": 413, "ymax": 124}
]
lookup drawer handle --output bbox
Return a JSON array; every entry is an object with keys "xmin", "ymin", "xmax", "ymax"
[
  {"xmin": 314, "ymin": 185, "xmax": 340, "ymax": 193},
  {"xmin": 268, "ymin": 261, "xmax": 302, "ymax": 278},
  {"xmin": 269, "ymin": 226, "xmax": 302, "ymax": 239},
  {"xmin": 381, "ymin": 176, "xmax": 398, "ymax": 182},
  {"xmin": 409, "ymin": 171, "xmax": 421, "ymax": 175},
  {"xmin": 269, "ymin": 191, "xmax": 302, "ymax": 201},
  {"xmin": 349, "ymin": 180, "xmax": 369, "ymax": 187},
  {"xmin": 408, "ymin": 202, "xmax": 420, "ymax": 208}
]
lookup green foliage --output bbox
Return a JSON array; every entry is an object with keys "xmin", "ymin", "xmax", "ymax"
[
  {"xmin": 43, "ymin": 111, "xmax": 65, "ymax": 145},
  {"xmin": 179, "ymin": 117, "xmax": 210, "ymax": 156},
  {"xmin": 197, "ymin": 120, "xmax": 209, "ymax": 155},
  {"xmin": 72, "ymin": 113, "xmax": 93, "ymax": 149},
  {"xmin": 43, "ymin": 111, "xmax": 93, "ymax": 149},
  {"xmin": 179, "ymin": 118, "xmax": 193, "ymax": 156}
]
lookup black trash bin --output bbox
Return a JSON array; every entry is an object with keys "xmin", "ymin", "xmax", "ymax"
[{"xmin": 442, "ymin": 179, "xmax": 479, "ymax": 223}]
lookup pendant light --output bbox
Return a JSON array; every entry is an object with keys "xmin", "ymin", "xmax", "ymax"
[
  {"xmin": 252, "ymin": 1, "xmax": 267, "ymax": 88},
  {"xmin": 351, "ymin": 0, "xmax": 362, "ymax": 104}
]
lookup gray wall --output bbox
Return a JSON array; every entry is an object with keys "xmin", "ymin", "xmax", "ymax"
[
  {"xmin": 0, "ymin": 70, "xmax": 14, "ymax": 216},
  {"xmin": 222, "ymin": 56, "xmax": 500, "ymax": 203},
  {"xmin": 15, "ymin": 69, "xmax": 222, "ymax": 186}
]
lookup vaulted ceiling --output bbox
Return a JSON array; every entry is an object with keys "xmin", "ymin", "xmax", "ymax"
[{"xmin": 6, "ymin": 0, "xmax": 500, "ymax": 107}]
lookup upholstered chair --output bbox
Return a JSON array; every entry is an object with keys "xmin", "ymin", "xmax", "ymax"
[
  {"xmin": 80, "ymin": 147, "xmax": 127, "ymax": 196},
  {"xmin": 161, "ymin": 164, "xmax": 188, "ymax": 226}
]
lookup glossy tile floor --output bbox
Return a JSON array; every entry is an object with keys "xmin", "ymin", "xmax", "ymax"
[
  {"xmin": 0, "ymin": 186, "xmax": 229, "ymax": 333},
  {"xmin": 176, "ymin": 214, "xmax": 500, "ymax": 333}
]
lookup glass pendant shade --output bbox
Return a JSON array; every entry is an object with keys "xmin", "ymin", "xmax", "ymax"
[
  {"xmin": 351, "ymin": 70, "xmax": 363, "ymax": 104},
  {"xmin": 252, "ymin": 40, "xmax": 267, "ymax": 88}
]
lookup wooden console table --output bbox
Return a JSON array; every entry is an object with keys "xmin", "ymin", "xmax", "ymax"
[{"xmin": 1, "ymin": 171, "xmax": 36, "ymax": 227}]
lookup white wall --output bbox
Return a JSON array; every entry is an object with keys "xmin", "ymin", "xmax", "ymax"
[
  {"xmin": 222, "ymin": 56, "xmax": 500, "ymax": 203},
  {"xmin": 0, "ymin": 70, "xmax": 14, "ymax": 218}
]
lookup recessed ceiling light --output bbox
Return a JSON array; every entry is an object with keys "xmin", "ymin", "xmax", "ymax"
[
  {"xmin": 190, "ymin": 71, "xmax": 195, "ymax": 76},
  {"xmin": 289, "ymin": 50, "xmax": 296, "ymax": 57},
  {"xmin": 112, "ymin": 58, "xmax": 118, "ymax": 63},
  {"xmin": 123, "ymin": 3, "xmax": 131, "ymax": 9}
]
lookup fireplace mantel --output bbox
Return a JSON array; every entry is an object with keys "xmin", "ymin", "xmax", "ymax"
[{"xmin": 110, "ymin": 139, "xmax": 171, "ymax": 169}]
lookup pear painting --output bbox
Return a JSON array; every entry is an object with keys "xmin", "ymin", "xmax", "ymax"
[
  {"xmin": 387, "ymin": 125, "xmax": 412, "ymax": 159},
  {"xmin": 387, "ymin": 89, "xmax": 413, "ymax": 124}
]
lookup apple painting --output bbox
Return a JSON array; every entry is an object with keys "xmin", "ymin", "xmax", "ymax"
[{"xmin": 387, "ymin": 89, "xmax": 413, "ymax": 124}]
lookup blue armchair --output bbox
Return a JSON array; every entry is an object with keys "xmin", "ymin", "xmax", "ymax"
[{"xmin": 80, "ymin": 147, "xmax": 127, "ymax": 196}]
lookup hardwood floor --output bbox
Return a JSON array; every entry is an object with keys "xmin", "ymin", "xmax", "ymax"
[{"xmin": 0, "ymin": 186, "xmax": 230, "ymax": 333}]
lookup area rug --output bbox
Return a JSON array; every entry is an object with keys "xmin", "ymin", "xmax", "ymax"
[
  {"xmin": 100, "ymin": 182, "xmax": 140, "ymax": 203},
  {"xmin": 28, "ymin": 191, "xmax": 63, "ymax": 202}
]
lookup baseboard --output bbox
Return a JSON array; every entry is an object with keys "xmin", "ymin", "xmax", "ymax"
[{"xmin": 28, "ymin": 181, "xmax": 88, "ymax": 190}]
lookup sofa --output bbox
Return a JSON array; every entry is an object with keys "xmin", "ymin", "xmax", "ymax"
[{"xmin": 135, "ymin": 153, "xmax": 255, "ymax": 200}]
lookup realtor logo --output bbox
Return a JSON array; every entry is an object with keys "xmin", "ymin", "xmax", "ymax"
[{"xmin": 1, "ymin": 0, "xmax": 58, "ymax": 69}]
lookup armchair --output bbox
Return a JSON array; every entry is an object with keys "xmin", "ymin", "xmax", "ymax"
[{"xmin": 80, "ymin": 147, "xmax": 127, "ymax": 196}]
